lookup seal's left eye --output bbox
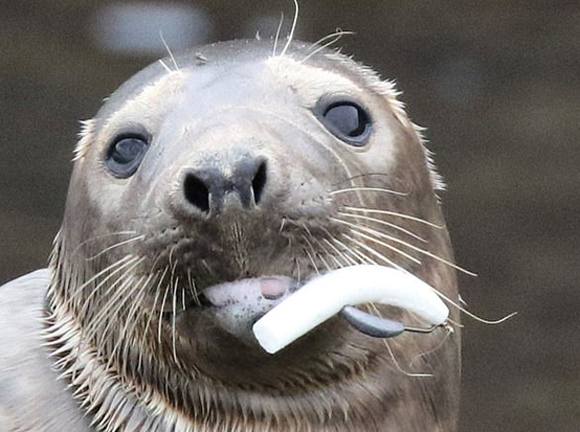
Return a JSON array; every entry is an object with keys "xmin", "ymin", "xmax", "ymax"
[
  {"xmin": 316, "ymin": 98, "xmax": 372, "ymax": 146},
  {"xmin": 105, "ymin": 135, "xmax": 149, "ymax": 178}
]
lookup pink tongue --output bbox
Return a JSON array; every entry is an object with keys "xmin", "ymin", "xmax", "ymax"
[{"xmin": 260, "ymin": 277, "xmax": 291, "ymax": 300}]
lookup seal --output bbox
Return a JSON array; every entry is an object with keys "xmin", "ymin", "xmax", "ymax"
[{"xmin": 0, "ymin": 38, "xmax": 460, "ymax": 432}]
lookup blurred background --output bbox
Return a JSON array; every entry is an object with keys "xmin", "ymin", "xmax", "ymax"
[{"xmin": 0, "ymin": 1, "xmax": 577, "ymax": 430}]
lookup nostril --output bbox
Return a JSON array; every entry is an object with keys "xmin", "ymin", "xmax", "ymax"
[
  {"xmin": 252, "ymin": 161, "xmax": 267, "ymax": 205},
  {"xmin": 184, "ymin": 173, "xmax": 210, "ymax": 213}
]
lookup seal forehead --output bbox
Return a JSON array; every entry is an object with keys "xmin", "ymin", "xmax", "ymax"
[
  {"xmin": 266, "ymin": 56, "xmax": 364, "ymax": 106},
  {"xmin": 102, "ymin": 70, "xmax": 188, "ymax": 133}
]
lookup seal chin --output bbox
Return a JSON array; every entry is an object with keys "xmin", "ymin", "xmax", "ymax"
[{"xmin": 185, "ymin": 275, "xmax": 301, "ymax": 347}]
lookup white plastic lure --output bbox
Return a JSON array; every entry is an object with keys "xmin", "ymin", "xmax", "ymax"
[{"xmin": 252, "ymin": 265, "xmax": 449, "ymax": 354}]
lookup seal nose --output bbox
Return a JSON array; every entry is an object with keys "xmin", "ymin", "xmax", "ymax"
[{"xmin": 183, "ymin": 155, "xmax": 268, "ymax": 215}]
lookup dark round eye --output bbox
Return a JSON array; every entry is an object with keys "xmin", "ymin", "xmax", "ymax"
[
  {"xmin": 317, "ymin": 99, "xmax": 372, "ymax": 146},
  {"xmin": 105, "ymin": 135, "xmax": 149, "ymax": 178}
]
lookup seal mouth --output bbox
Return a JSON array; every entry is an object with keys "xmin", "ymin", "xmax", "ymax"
[
  {"xmin": 171, "ymin": 275, "xmax": 305, "ymax": 346},
  {"xmin": 168, "ymin": 266, "xmax": 450, "ymax": 353}
]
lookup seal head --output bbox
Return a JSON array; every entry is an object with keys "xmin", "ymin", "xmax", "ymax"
[{"xmin": 47, "ymin": 40, "xmax": 460, "ymax": 431}]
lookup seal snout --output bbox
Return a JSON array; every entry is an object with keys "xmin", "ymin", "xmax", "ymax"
[{"xmin": 182, "ymin": 153, "xmax": 268, "ymax": 215}]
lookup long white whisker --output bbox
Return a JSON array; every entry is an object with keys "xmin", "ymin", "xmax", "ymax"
[
  {"xmin": 107, "ymin": 274, "xmax": 148, "ymax": 369},
  {"xmin": 342, "ymin": 206, "xmax": 445, "ymax": 229},
  {"xmin": 322, "ymin": 238, "xmax": 356, "ymax": 266},
  {"xmin": 126, "ymin": 272, "xmax": 156, "ymax": 369},
  {"xmin": 332, "ymin": 237, "xmax": 378, "ymax": 265},
  {"xmin": 330, "ymin": 187, "xmax": 408, "ymax": 196},
  {"xmin": 313, "ymin": 237, "xmax": 344, "ymax": 269},
  {"xmin": 70, "ymin": 231, "xmax": 137, "ymax": 258},
  {"xmin": 338, "ymin": 212, "xmax": 427, "ymax": 243},
  {"xmin": 86, "ymin": 235, "xmax": 145, "ymax": 261},
  {"xmin": 187, "ymin": 269, "xmax": 199, "ymax": 306},
  {"xmin": 144, "ymin": 268, "xmax": 167, "ymax": 342},
  {"xmin": 272, "ymin": 12, "xmax": 284, "ymax": 56},
  {"xmin": 342, "ymin": 224, "xmax": 422, "ymax": 265},
  {"xmin": 409, "ymin": 326, "xmax": 454, "ymax": 368},
  {"xmin": 342, "ymin": 233, "xmax": 404, "ymax": 271},
  {"xmin": 158, "ymin": 59, "xmax": 172, "ymax": 73},
  {"xmin": 70, "ymin": 255, "xmax": 135, "ymax": 298},
  {"xmin": 76, "ymin": 255, "xmax": 140, "ymax": 318},
  {"xmin": 382, "ymin": 338, "xmax": 433, "ymax": 378},
  {"xmin": 305, "ymin": 30, "xmax": 355, "ymax": 55},
  {"xmin": 433, "ymin": 290, "xmax": 518, "ymax": 325},
  {"xmin": 157, "ymin": 282, "xmax": 171, "ymax": 344},
  {"xmin": 335, "ymin": 218, "xmax": 420, "ymax": 264},
  {"xmin": 159, "ymin": 31, "xmax": 179, "ymax": 70},
  {"xmin": 334, "ymin": 217, "xmax": 476, "ymax": 276},
  {"xmin": 172, "ymin": 276, "xmax": 179, "ymax": 362},
  {"xmin": 279, "ymin": 0, "xmax": 299, "ymax": 58},
  {"xmin": 302, "ymin": 234, "xmax": 331, "ymax": 272},
  {"xmin": 87, "ymin": 258, "xmax": 145, "ymax": 345},
  {"xmin": 301, "ymin": 29, "xmax": 349, "ymax": 63}
]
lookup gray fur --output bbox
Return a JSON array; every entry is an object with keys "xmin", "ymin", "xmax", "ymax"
[{"xmin": 0, "ymin": 270, "xmax": 92, "ymax": 431}]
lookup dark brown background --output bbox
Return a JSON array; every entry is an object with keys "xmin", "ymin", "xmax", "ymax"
[{"xmin": 1, "ymin": 1, "xmax": 577, "ymax": 431}]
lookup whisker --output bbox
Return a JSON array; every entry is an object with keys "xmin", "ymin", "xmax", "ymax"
[
  {"xmin": 172, "ymin": 276, "xmax": 179, "ymax": 363},
  {"xmin": 322, "ymin": 237, "xmax": 357, "ymax": 266},
  {"xmin": 346, "ymin": 245, "xmax": 377, "ymax": 265},
  {"xmin": 382, "ymin": 338, "xmax": 433, "ymax": 378},
  {"xmin": 331, "ymin": 172, "xmax": 392, "ymax": 187},
  {"xmin": 330, "ymin": 187, "xmax": 408, "ymax": 197},
  {"xmin": 305, "ymin": 30, "xmax": 355, "ymax": 56},
  {"xmin": 334, "ymin": 217, "xmax": 475, "ymax": 276},
  {"xmin": 159, "ymin": 31, "xmax": 179, "ymax": 70},
  {"xmin": 76, "ymin": 255, "xmax": 140, "ymax": 317},
  {"xmin": 331, "ymin": 236, "xmax": 378, "ymax": 265},
  {"xmin": 312, "ymin": 237, "xmax": 344, "ymax": 269},
  {"xmin": 86, "ymin": 258, "xmax": 145, "ymax": 344},
  {"xmin": 187, "ymin": 269, "xmax": 199, "ymax": 306},
  {"xmin": 432, "ymin": 289, "xmax": 518, "ymax": 326},
  {"xmin": 70, "ymin": 231, "xmax": 137, "ymax": 259},
  {"xmin": 338, "ymin": 212, "xmax": 427, "ymax": 243},
  {"xmin": 272, "ymin": 11, "xmax": 284, "ymax": 56},
  {"xmin": 342, "ymin": 233, "xmax": 404, "ymax": 271},
  {"xmin": 87, "ymin": 273, "xmax": 135, "ymax": 348},
  {"xmin": 301, "ymin": 29, "xmax": 350, "ymax": 63},
  {"xmin": 279, "ymin": 0, "xmax": 299, "ymax": 58},
  {"xmin": 128, "ymin": 273, "xmax": 156, "ymax": 351},
  {"xmin": 367, "ymin": 301, "xmax": 435, "ymax": 376},
  {"xmin": 158, "ymin": 59, "xmax": 172, "ymax": 73},
  {"xmin": 108, "ymin": 274, "xmax": 148, "ymax": 369},
  {"xmin": 86, "ymin": 235, "xmax": 145, "ymax": 261},
  {"xmin": 301, "ymin": 234, "xmax": 330, "ymax": 273},
  {"xmin": 339, "ymin": 224, "xmax": 422, "ymax": 265},
  {"xmin": 144, "ymin": 268, "xmax": 167, "ymax": 342},
  {"xmin": 157, "ymin": 282, "xmax": 171, "ymax": 344},
  {"xmin": 409, "ymin": 326, "xmax": 454, "ymax": 368},
  {"xmin": 342, "ymin": 206, "xmax": 445, "ymax": 229},
  {"xmin": 63, "ymin": 255, "xmax": 133, "ymax": 309}
]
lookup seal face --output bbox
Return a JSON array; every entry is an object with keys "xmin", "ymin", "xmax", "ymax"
[{"xmin": 45, "ymin": 39, "xmax": 460, "ymax": 431}]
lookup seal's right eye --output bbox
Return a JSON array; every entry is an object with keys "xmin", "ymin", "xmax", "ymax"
[{"xmin": 105, "ymin": 135, "xmax": 149, "ymax": 178}]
